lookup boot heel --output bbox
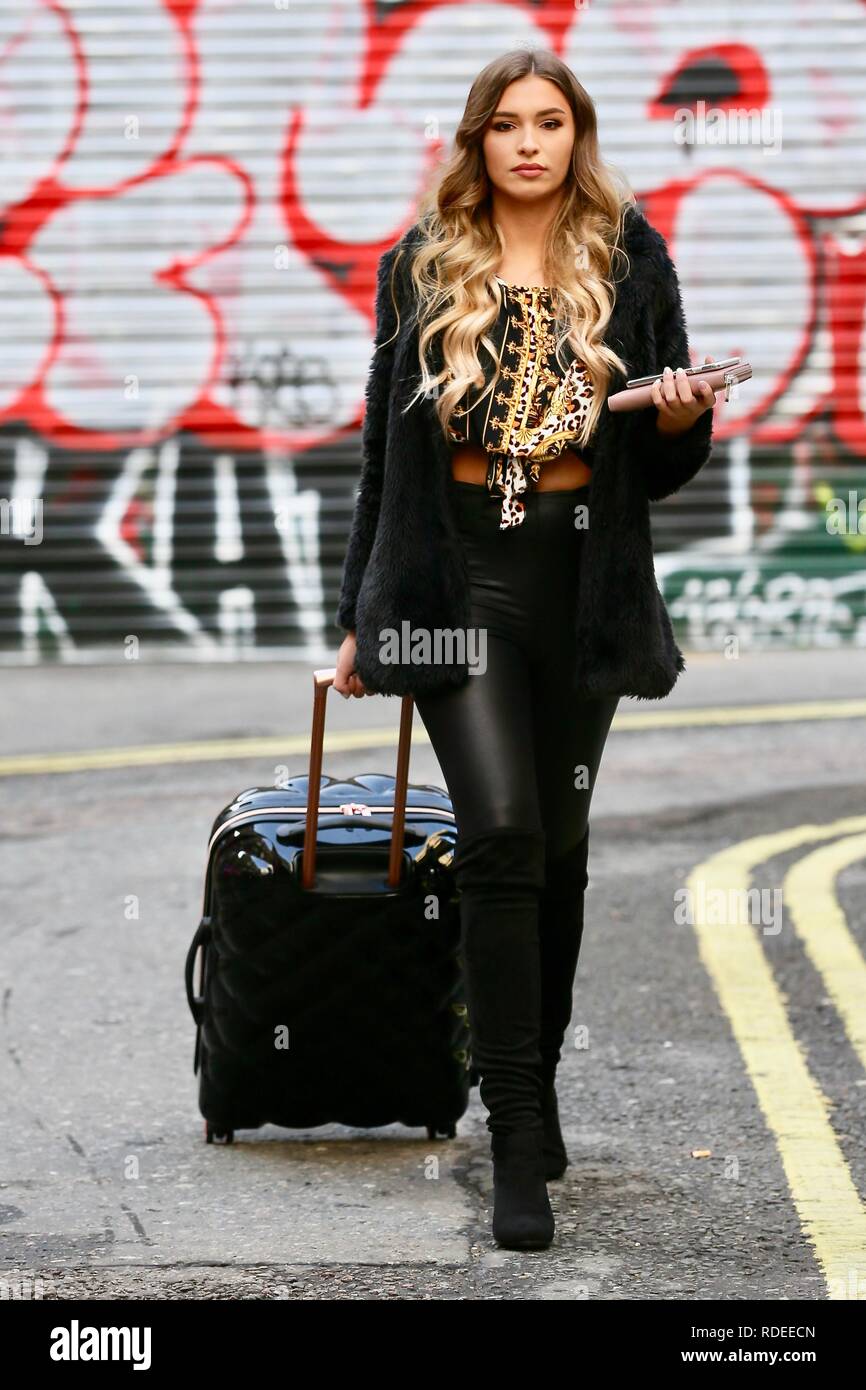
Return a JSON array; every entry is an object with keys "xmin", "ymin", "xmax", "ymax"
[{"xmin": 490, "ymin": 1127, "xmax": 555, "ymax": 1249}]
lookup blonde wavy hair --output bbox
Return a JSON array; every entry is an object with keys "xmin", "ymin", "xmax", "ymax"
[{"xmin": 393, "ymin": 48, "xmax": 636, "ymax": 449}]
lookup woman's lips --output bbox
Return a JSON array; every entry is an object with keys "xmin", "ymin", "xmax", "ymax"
[{"xmin": 512, "ymin": 167, "xmax": 546, "ymax": 179}]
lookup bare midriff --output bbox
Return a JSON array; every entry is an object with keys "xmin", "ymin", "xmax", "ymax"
[{"xmin": 449, "ymin": 442, "xmax": 592, "ymax": 489}]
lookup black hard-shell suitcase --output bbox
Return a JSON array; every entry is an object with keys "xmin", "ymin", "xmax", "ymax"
[{"xmin": 185, "ymin": 667, "xmax": 474, "ymax": 1144}]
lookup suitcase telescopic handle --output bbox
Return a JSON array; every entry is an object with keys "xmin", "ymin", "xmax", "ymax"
[{"xmin": 302, "ymin": 668, "xmax": 414, "ymax": 891}]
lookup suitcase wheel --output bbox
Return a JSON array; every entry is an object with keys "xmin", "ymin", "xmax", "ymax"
[
  {"xmin": 205, "ymin": 1121, "xmax": 234, "ymax": 1144},
  {"xmin": 426, "ymin": 1123, "xmax": 457, "ymax": 1140}
]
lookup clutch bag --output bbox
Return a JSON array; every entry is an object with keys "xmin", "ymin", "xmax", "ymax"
[{"xmin": 607, "ymin": 356, "xmax": 752, "ymax": 412}]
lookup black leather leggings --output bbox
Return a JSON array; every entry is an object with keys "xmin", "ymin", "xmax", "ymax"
[{"xmin": 415, "ymin": 476, "xmax": 619, "ymax": 1135}]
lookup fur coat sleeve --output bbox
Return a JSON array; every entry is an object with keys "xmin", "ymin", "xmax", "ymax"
[
  {"xmin": 628, "ymin": 230, "xmax": 715, "ymax": 503},
  {"xmin": 335, "ymin": 241, "xmax": 405, "ymax": 632}
]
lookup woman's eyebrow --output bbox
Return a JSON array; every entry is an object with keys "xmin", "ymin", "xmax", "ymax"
[{"xmin": 491, "ymin": 107, "xmax": 568, "ymax": 118}]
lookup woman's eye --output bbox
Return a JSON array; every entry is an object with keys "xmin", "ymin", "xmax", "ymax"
[{"xmin": 492, "ymin": 120, "xmax": 563, "ymax": 132}]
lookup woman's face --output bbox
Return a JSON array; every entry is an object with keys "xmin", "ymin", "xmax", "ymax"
[{"xmin": 482, "ymin": 74, "xmax": 575, "ymax": 201}]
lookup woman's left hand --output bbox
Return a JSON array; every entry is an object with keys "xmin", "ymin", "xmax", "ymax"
[{"xmin": 652, "ymin": 355, "xmax": 716, "ymax": 436}]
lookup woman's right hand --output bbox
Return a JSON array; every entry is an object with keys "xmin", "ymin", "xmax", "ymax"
[{"xmin": 333, "ymin": 631, "xmax": 373, "ymax": 698}]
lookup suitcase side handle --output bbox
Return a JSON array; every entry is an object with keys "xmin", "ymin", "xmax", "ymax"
[
  {"xmin": 185, "ymin": 916, "xmax": 211, "ymax": 1026},
  {"xmin": 303, "ymin": 669, "xmax": 413, "ymax": 891},
  {"xmin": 185, "ymin": 915, "xmax": 211, "ymax": 1074}
]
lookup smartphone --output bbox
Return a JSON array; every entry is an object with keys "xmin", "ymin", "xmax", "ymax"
[{"xmin": 626, "ymin": 356, "xmax": 741, "ymax": 389}]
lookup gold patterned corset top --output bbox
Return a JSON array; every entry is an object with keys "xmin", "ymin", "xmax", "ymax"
[{"xmin": 447, "ymin": 278, "xmax": 595, "ymax": 529}]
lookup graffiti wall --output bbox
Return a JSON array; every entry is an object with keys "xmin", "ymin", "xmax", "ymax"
[{"xmin": 1, "ymin": 0, "xmax": 865, "ymax": 660}]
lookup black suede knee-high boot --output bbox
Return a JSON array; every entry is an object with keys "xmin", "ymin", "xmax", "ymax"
[
  {"xmin": 537, "ymin": 824, "xmax": 591, "ymax": 1181},
  {"xmin": 454, "ymin": 825, "xmax": 554, "ymax": 1250}
]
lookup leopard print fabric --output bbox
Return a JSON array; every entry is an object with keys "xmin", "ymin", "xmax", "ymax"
[{"xmin": 447, "ymin": 278, "xmax": 594, "ymax": 528}]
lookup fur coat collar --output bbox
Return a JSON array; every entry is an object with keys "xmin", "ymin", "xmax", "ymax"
[{"xmin": 336, "ymin": 205, "xmax": 714, "ymax": 700}]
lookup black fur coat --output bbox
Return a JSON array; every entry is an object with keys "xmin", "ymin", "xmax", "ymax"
[{"xmin": 336, "ymin": 205, "xmax": 714, "ymax": 700}]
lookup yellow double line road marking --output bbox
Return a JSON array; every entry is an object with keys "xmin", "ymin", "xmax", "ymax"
[
  {"xmin": 1, "ymin": 697, "xmax": 864, "ymax": 778},
  {"xmin": 786, "ymin": 834, "xmax": 866, "ymax": 1076},
  {"xmin": 687, "ymin": 816, "xmax": 866, "ymax": 1299}
]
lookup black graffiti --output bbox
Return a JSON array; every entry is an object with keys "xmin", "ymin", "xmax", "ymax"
[{"xmin": 225, "ymin": 343, "xmax": 339, "ymax": 430}]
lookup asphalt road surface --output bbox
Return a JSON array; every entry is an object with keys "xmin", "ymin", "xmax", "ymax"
[{"xmin": 1, "ymin": 646, "xmax": 865, "ymax": 1302}]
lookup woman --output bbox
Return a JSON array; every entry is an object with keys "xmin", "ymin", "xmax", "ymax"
[{"xmin": 333, "ymin": 48, "xmax": 716, "ymax": 1251}]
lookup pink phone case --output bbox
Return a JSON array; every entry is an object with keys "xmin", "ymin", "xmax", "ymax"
[{"xmin": 607, "ymin": 358, "xmax": 752, "ymax": 412}]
